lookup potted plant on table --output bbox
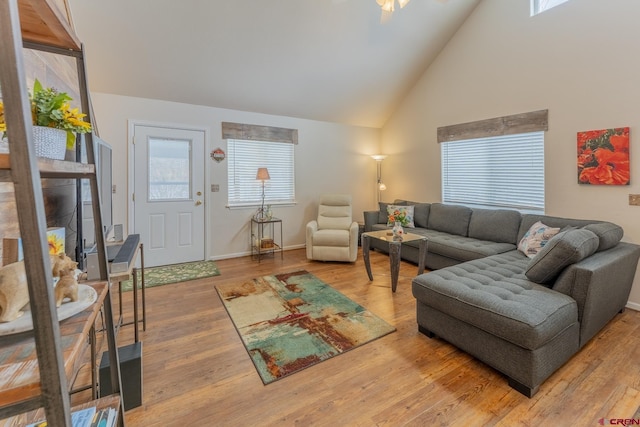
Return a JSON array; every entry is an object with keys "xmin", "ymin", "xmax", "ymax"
[{"xmin": 0, "ymin": 79, "xmax": 92, "ymax": 159}]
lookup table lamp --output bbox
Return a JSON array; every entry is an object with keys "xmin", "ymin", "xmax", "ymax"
[{"xmin": 256, "ymin": 167, "xmax": 270, "ymax": 220}]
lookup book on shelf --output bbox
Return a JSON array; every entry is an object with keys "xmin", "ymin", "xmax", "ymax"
[
  {"xmin": 26, "ymin": 407, "xmax": 96, "ymax": 427},
  {"xmin": 89, "ymin": 407, "xmax": 117, "ymax": 427}
]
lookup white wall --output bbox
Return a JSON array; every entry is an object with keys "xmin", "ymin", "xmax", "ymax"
[
  {"xmin": 381, "ymin": 0, "xmax": 640, "ymax": 308},
  {"xmin": 90, "ymin": 93, "xmax": 380, "ymax": 260}
]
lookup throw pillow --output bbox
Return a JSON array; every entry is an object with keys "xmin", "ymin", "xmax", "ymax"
[
  {"xmin": 378, "ymin": 202, "xmax": 392, "ymax": 224},
  {"xmin": 378, "ymin": 201, "xmax": 406, "ymax": 224},
  {"xmin": 517, "ymin": 221, "xmax": 561, "ymax": 258},
  {"xmin": 583, "ymin": 222, "xmax": 624, "ymax": 252},
  {"xmin": 386, "ymin": 205, "xmax": 415, "ymax": 228},
  {"xmin": 525, "ymin": 228, "xmax": 599, "ymax": 284}
]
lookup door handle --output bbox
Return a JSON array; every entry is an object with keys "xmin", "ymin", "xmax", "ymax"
[{"xmin": 195, "ymin": 200, "xmax": 202, "ymax": 206}]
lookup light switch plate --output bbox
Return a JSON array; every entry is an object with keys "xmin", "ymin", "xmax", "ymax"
[
  {"xmin": 211, "ymin": 184, "xmax": 220, "ymax": 192},
  {"xmin": 629, "ymin": 194, "xmax": 640, "ymax": 206}
]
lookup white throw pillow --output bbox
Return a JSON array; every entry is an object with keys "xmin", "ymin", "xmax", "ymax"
[{"xmin": 518, "ymin": 221, "xmax": 561, "ymax": 258}]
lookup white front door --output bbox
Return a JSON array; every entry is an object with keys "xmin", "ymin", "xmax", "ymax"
[{"xmin": 133, "ymin": 125, "xmax": 206, "ymax": 267}]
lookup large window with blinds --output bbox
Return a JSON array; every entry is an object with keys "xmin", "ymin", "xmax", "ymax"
[
  {"xmin": 227, "ymin": 139, "xmax": 295, "ymax": 207},
  {"xmin": 438, "ymin": 110, "xmax": 548, "ymax": 214},
  {"xmin": 441, "ymin": 132, "xmax": 545, "ymax": 213}
]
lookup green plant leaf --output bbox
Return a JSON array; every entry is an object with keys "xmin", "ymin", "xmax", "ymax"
[
  {"xmin": 33, "ymin": 79, "xmax": 43, "ymax": 95},
  {"xmin": 66, "ymin": 131, "xmax": 76, "ymax": 150}
]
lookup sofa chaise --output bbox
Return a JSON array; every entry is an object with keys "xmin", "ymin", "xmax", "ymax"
[{"xmin": 364, "ymin": 200, "xmax": 640, "ymax": 396}]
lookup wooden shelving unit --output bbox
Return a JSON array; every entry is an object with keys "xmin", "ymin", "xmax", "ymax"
[
  {"xmin": 0, "ymin": 153, "xmax": 96, "ymax": 179},
  {"xmin": 0, "ymin": 283, "xmax": 108, "ymax": 405},
  {"xmin": 0, "ymin": 0, "xmax": 125, "ymax": 425},
  {"xmin": 4, "ymin": 395, "xmax": 121, "ymax": 427},
  {"xmin": 16, "ymin": 0, "xmax": 81, "ymax": 50}
]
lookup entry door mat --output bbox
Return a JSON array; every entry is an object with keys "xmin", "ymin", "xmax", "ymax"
[
  {"xmin": 120, "ymin": 260, "xmax": 220, "ymax": 292},
  {"xmin": 215, "ymin": 270, "xmax": 396, "ymax": 384}
]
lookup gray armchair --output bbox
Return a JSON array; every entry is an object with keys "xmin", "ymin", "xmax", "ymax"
[{"xmin": 306, "ymin": 194, "xmax": 358, "ymax": 262}]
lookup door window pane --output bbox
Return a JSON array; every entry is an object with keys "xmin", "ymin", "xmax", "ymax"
[{"xmin": 148, "ymin": 138, "xmax": 191, "ymax": 201}]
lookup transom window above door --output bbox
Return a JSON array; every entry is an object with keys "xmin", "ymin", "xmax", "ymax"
[{"xmin": 531, "ymin": 0, "xmax": 570, "ymax": 16}]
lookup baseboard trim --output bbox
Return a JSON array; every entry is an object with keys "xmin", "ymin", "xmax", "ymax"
[
  {"xmin": 209, "ymin": 244, "xmax": 306, "ymax": 261},
  {"xmin": 625, "ymin": 301, "xmax": 640, "ymax": 312}
]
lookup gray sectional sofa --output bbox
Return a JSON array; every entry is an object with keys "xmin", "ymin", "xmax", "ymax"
[{"xmin": 364, "ymin": 200, "xmax": 640, "ymax": 397}]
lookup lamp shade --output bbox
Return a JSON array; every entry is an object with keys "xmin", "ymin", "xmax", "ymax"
[
  {"xmin": 256, "ymin": 167, "xmax": 270, "ymax": 180},
  {"xmin": 371, "ymin": 154, "xmax": 387, "ymax": 162}
]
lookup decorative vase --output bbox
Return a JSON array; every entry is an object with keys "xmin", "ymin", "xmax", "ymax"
[
  {"xmin": 392, "ymin": 221, "xmax": 404, "ymax": 241},
  {"xmin": 32, "ymin": 126, "xmax": 67, "ymax": 160}
]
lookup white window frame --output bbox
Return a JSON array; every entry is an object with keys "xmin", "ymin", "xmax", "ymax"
[{"xmin": 227, "ymin": 139, "xmax": 295, "ymax": 208}]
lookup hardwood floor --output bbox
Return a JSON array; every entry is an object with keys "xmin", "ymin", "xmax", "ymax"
[{"xmin": 95, "ymin": 248, "xmax": 640, "ymax": 426}]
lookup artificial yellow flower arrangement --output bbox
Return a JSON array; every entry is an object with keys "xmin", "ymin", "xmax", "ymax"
[{"xmin": 0, "ymin": 79, "xmax": 92, "ymax": 149}]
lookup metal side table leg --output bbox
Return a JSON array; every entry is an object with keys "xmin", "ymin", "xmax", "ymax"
[
  {"xmin": 417, "ymin": 238, "xmax": 428, "ymax": 275},
  {"xmin": 133, "ymin": 267, "xmax": 139, "ymax": 343},
  {"xmin": 362, "ymin": 234, "xmax": 373, "ymax": 281},
  {"xmin": 140, "ymin": 243, "xmax": 146, "ymax": 331},
  {"xmin": 389, "ymin": 241, "xmax": 401, "ymax": 292}
]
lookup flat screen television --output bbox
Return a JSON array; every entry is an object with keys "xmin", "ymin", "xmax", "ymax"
[{"xmin": 77, "ymin": 134, "xmax": 113, "ymax": 269}]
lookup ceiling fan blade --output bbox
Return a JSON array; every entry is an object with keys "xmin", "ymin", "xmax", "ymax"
[
  {"xmin": 379, "ymin": 0, "xmax": 394, "ymax": 12},
  {"xmin": 380, "ymin": 9, "xmax": 393, "ymax": 24}
]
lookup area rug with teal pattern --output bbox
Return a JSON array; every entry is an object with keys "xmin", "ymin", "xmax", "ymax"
[
  {"xmin": 120, "ymin": 260, "xmax": 220, "ymax": 291},
  {"xmin": 215, "ymin": 270, "xmax": 396, "ymax": 384}
]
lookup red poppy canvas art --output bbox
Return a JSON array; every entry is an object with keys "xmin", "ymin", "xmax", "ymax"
[{"xmin": 577, "ymin": 127, "xmax": 630, "ymax": 185}]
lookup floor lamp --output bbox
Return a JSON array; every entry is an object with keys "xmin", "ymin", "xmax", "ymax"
[
  {"xmin": 371, "ymin": 155, "xmax": 387, "ymax": 203},
  {"xmin": 255, "ymin": 167, "xmax": 271, "ymax": 220}
]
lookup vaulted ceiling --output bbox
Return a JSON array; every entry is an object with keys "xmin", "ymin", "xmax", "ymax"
[{"xmin": 68, "ymin": 0, "xmax": 480, "ymax": 128}]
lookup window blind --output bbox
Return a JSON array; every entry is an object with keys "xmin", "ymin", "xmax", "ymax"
[
  {"xmin": 227, "ymin": 139, "xmax": 295, "ymax": 207},
  {"xmin": 441, "ymin": 132, "xmax": 545, "ymax": 213}
]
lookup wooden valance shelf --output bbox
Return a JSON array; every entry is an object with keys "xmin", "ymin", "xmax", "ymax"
[{"xmin": 17, "ymin": 0, "xmax": 81, "ymax": 51}]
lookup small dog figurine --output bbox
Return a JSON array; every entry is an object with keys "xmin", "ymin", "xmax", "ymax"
[
  {"xmin": 54, "ymin": 266, "xmax": 79, "ymax": 307},
  {"xmin": 51, "ymin": 253, "xmax": 78, "ymax": 278},
  {"xmin": 0, "ymin": 252, "xmax": 80, "ymax": 321}
]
